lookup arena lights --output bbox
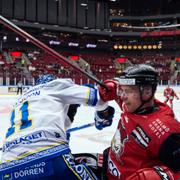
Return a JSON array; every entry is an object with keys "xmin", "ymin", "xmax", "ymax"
[
  {"xmin": 138, "ymin": 45, "xmax": 142, "ymax": 49},
  {"xmin": 114, "ymin": 45, "xmax": 118, "ymax": 49},
  {"xmin": 143, "ymin": 45, "xmax": 147, "ymax": 49},
  {"xmin": 153, "ymin": 45, "xmax": 157, "ymax": 49},
  {"xmin": 3, "ymin": 36, "xmax": 7, "ymax": 41},
  {"xmin": 81, "ymin": 3, "xmax": 87, "ymax": 6},
  {"xmin": 113, "ymin": 44, "xmax": 162, "ymax": 50},
  {"xmin": 158, "ymin": 45, "xmax": 162, "ymax": 49},
  {"xmin": 15, "ymin": 37, "xmax": 19, "ymax": 41},
  {"xmin": 123, "ymin": 45, "xmax": 127, "ymax": 49},
  {"xmin": 128, "ymin": 45, "xmax": 132, "ymax": 49},
  {"xmin": 98, "ymin": 39, "xmax": 108, "ymax": 42},
  {"xmin": 133, "ymin": 45, "xmax": 137, "ymax": 49},
  {"xmin": 118, "ymin": 45, "xmax": 123, "ymax": 49},
  {"xmin": 148, "ymin": 45, "xmax": 152, "ymax": 49}
]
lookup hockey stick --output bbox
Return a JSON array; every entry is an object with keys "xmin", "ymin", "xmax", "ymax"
[
  {"xmin": 67, "ymin": 122, "xmax": 95, "ymax": 133},
  {"xmin": 0, "ymin": 15, "xmax": 107, "ymax": 89}
]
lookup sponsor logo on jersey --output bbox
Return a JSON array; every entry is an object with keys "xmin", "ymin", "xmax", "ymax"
[
  {"xmin": 131, "ymin": 125, "xmax": 151, "ymax": 148},
  {"xmin": 149, "ymin": 119, "xmax": 170, "ymax": 139},
  {"xmin": 2, "ymin": 173, "xmax": 12, "ymax": 180},
  {"xmin": 3, "ymin": 131, "xmax": 46, "ymax": 152}
]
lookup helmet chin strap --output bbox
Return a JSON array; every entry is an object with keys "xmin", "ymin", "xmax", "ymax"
[{"xmin": 133, "ymin": 86, "xmax": 154, "ymax": 114}]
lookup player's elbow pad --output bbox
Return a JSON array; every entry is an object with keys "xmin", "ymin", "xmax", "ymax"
[{"xmin": 158, "ymin": 133, "xmax": 180, "ymax": 172}]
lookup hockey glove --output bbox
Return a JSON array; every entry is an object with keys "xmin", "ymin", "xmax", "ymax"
[
  {"xmin": 99, "ymin": 79, "xmax": 118, "ymax": 102},
  {"xmin": 94, "ymin": 106, "xmax": 115, "ymax": 130},
  {"xmin": 126, "ymin": 166, "xmax": 177, "ymax": 180},
  {"xmin": 74, "ymin": 153, "xmax": 103, "ymax": 179}
]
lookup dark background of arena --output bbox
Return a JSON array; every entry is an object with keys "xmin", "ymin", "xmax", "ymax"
[{"xmin": 0, "ymin": 0, "xmax": 180, "ymax": 86}]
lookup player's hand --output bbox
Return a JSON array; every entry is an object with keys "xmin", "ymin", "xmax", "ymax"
[
  {"xmin": 126, "ymin": 166, "xmax": 177, "ymax": 180},
  {"xmin": 94, "ymin": 106, "xmax": 115, "ymax": 130},
  {"xmin": 99, "ymin": 79, "xmax": 118, "ymax": 102}
]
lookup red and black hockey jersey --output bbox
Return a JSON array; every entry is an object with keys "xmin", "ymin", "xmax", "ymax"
[{"xmin": 107, "ymin": 100, "xmax": 180, "ymax": 180}]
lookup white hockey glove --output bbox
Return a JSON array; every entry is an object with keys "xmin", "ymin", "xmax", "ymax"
[{"xmin": 94, "ymin": 106, "xmax": 115, "ymax": 130}]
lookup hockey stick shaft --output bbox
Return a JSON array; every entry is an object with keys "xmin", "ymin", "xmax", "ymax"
[
  {"xmin": 67, "ymin": 122, "xmax": 95, "ymax": 133},
  {"xmin": 0, "ymin": 15, "xmax": 107, "ymax": 88}
]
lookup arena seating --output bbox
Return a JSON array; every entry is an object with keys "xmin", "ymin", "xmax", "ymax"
[{"xmin": 0, "ymin": 50, "xmax": 179, "ymax": 85}]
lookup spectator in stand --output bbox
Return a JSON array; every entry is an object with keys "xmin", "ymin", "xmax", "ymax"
[{"xmin": 164, "ymin": 85, "xmax": 179, "ymax": 109}]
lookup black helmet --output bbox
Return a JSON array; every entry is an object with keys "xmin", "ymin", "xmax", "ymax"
[
  {"xmin": 118, "ymin": 64, "xmax": 158, "ymax": 86},
  {"xmin": 117, "ymin": 64, "xmax": 158, "ymax": 113}
]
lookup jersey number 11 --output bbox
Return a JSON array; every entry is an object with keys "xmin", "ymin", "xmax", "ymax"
[{"xmin": 6, "ymin": 101, "xmax": 32, "ymax": 138}]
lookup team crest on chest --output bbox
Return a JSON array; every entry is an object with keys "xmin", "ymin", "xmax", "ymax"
[{"xmin": 111, "ymin": 119, "xmax": 129, "ymax": 160}]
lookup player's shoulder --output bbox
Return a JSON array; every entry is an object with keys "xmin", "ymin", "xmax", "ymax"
[
  {"xmin": 43, "ymin": 78, "xmax": 75, "ymax": 87},
  {"xmin": 154, "ymin": 100, "xmax": 174, "ymax": 116},
  {"xmin": 152, "ymin": 100, "xmax": 179, "ymax": 125},
  {"xmin": 50, "ymin": 78, "xmax": 74, "ymax": 83},
  {"xmin": 23, "ymin": 78, "xmax": 75, "ymax": 94}
]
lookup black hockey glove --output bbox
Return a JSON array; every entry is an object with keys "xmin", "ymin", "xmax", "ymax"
[
  {"xmin": 159, "ymin": 133, "xmax": 180, "ymax": 172},
  {"xmin": 94, "ymin": 106, "xmax": 115, "ymax": 130}
]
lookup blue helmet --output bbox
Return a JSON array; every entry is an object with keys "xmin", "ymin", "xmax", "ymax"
[{"xmin": 35, "ymin": 74, "xmax": 56, "ymax": 85}]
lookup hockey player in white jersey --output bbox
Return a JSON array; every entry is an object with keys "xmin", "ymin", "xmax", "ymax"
[{"xmin": 0, "ymin": 74, "xmax": 117, "ymax": 180}]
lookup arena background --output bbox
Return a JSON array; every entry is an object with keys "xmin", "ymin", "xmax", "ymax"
[{"xmin": 0, "ymin": 0, "xmax": 180, "ymax": 87}]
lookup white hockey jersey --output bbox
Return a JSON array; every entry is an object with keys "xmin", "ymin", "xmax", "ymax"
[{"xmin": 1, "ymin": 78, "xmax": 108, "ymax": 163}]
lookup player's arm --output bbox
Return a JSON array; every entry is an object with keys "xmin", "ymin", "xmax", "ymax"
[
  {"xmin": 174, "ymin": 91, "xmax": 179, "ymax": 100},
  {"xmin": 163, "ymin": 90, "xmax": 166, "ymax": 97},
  {"xmin": 158, "ymin": 133, "xmax": 180, "ymax": 172},
  {"xmin": 56, "ymin": 79, "xmax": 117, "ymax": 107},
  {"xmin": 94, "ymin": 79, "xmax": 118, "ymax": 130}
]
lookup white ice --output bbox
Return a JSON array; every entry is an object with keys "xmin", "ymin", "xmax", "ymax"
[{"xmin": 0, "ymin": 86, "xmax": 180, "ymax": 158}]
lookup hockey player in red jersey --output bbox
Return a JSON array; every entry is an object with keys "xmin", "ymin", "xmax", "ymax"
[
  {"xmin": 164, "ymin": 85, "xmax": 179, "ymax": 109},
  {"xmin": 99, "ymin": 64, "xmax": 180, "ymax": 180}
]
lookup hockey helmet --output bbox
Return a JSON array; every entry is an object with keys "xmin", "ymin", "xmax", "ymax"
[
  {"xmin": 117, "ymin": 64, "xmax": 159, "ymax": 113},
  {"xmin": 35, "ymin": 74, "xmax": 56, "ymax": 85},
  {"xmin": 118, "ymin": 64, "xmax": 158, "ymax": 87}
]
